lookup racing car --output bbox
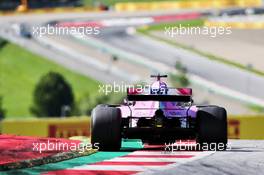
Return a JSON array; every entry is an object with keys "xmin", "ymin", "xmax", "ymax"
[{"xmin": 91, "ymin": 74, "xmax": 227, "ymax": 151}]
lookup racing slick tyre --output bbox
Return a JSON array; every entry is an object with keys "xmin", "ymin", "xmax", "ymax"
[
  {"xmin": 91, "ymin": 105, "xmax": 122, "ymax": 151},
  {"xmin": 196, "ymin": 106, "xmax": 227, "ymax": 151}
]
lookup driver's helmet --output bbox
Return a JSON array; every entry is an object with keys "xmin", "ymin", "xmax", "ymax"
[{"xmin": 150, "ymin": 81, "xmax": 168, "ymax": 95}]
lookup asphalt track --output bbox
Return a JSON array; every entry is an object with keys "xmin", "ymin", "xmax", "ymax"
[
  {"xmin": 0, "ymin": 24, "xmax": 127, "ymax": 84},
  {"xmin": 3, "ymin": 11, "xmax": 264, "ymax": 99},
  {"xmin": 0, "ymin": 11, "xmax": 198, "ymax": 84},
  {"xmin": 2, "ymin": 139, "xmax": 264, "ymax": 175},
  {"xmin": 95, "ymin": 27, "xmax": 264, "ymax": 100}
]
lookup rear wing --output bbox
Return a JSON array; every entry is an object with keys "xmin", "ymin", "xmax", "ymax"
[{"xmin": 127, "ymin": 88, "xmax": 192, "ymax": 102}]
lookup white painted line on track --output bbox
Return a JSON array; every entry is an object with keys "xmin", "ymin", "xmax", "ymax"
[
  {"xmin": 44, "ymin": 148, "xmax": 215, "ymax": 174},
  {"xmin": 137, "ymin": 151, "xmax": 214, "ymax": 175},
  {"xmin": 71, "ymin": 165, "xmax": 164, "ymax": 171},
  {"xmin": 130, "ymin": 151, "xmax": 201, "ymax": 155},
  {"xmin": 69, "ymin": 150, "xmax": 214, "ymax": 173},
  {"xmin": 106, "ymin": 157, "xmax": 196, "ymax": 162}
]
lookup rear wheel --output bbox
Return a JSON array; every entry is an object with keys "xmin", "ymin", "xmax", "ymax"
[
  {"xmin": 91, "ymin": 105, "xmax": 122, "ymax": 151},
  {"xmin": 196, "ymin": 106, "xmax": 227, "ymax": 150}
]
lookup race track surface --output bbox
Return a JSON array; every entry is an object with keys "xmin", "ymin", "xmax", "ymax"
[
  {"xmin": 152, "ymin": 29, "xmax": 264, "ymax": 72},
  {"xmin": 96, "ymin": 27, "xmax": 264, "ymax": 100},
  {"xmin": 142, "ymin": 140, "xmax": 264, "ymax": 175}
]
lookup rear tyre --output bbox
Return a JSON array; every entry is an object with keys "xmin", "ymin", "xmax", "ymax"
[
  {"xmin": 91, "ymin": 105, "xmax": 122, "ymax": 151},
  {"xmin": 196, "ymin": 106, "xmax": 227, "ymax": 151}
]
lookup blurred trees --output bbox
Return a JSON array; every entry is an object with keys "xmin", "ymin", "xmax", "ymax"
[
  {"xmin": 31, "ymin": 72, "xmax": 74, "ymax": 117},
  {"xmin": 0, "ymin": 38, "xmax": 7, "ymax": 49},
  {"xmin": 0, "ymin": 0, "xmax": 82, "ymax": 11},
  {"xmin": 30, "ymin": 71, "xmax": 125, "ymax": 117}
]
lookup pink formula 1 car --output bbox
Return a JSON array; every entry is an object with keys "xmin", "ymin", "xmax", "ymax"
[{"xmin": 91, "ymin": 75, "xmax": 227, "ymax": 151}]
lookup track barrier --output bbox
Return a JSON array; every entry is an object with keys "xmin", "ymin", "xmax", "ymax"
[
  {"xmin": 0, "ymin": 7, "xmax": 99, "ymax": 16},
  {"xmin": 228, "ymin": 115, "xmax": 264, "ymax": 139},
  {"xmin": 1, "ymin": 115, "xmax": 264, "ymax": 139},
  {"xmin": 115, "ymin": 0, "xmax": 262, "ymax": 12},
  {"xmin": 205, "ymin": 20, "xmax": 264, "ymax": 29},
  {"xmin": 0, "ymin": 117, "xmax": 90, "ymax": 138}
]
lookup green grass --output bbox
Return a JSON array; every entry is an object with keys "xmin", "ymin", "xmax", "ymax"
[
  {"xmin": 137, "ymin": 19, "xmax": 264, "ymax": 77},
  {"xmin": 248, "ymin": 104, "xmax": 264, "ymax": 113},
  {"xmin": 139, "ymin": 19, "xmax": 205, "ymax": 31},
  {"xmin": 0, "ymin": 42, "xmax": 99, "ymax": 118}
]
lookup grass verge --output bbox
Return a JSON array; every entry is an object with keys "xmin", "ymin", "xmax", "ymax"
[{"xmin": 0, "ymin": 41, "xmax": 99, "ymax": 118}]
